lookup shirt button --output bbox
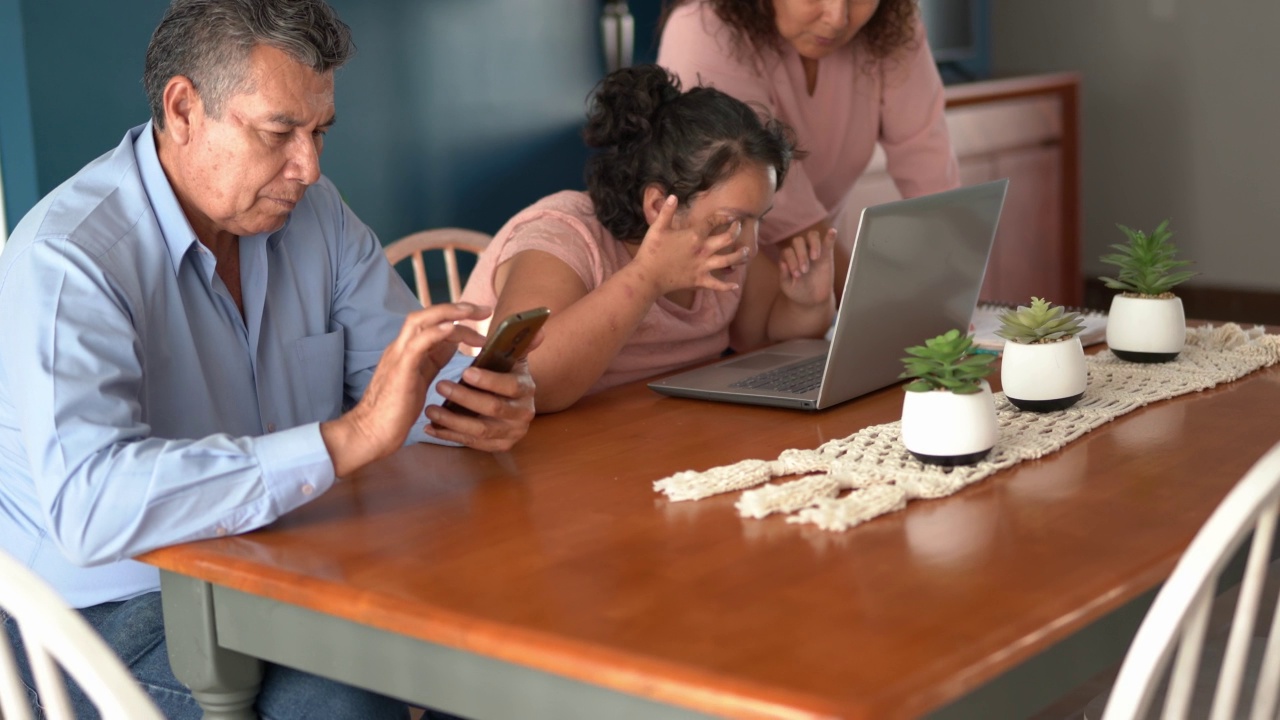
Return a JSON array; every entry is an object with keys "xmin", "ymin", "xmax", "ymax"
[
  {"xmin": 215, "ymin": 526, "xmax": 228, "ymax": 537},
  {"xmin": 301, "ymin": 484, "xmax": 314, "ymax": 496},
  {"xmin": 267, "ymin": 423, "xmax": 277, "ymax": 433}
]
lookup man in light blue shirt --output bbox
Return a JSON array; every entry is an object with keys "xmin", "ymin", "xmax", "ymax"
[{"xmin": 0, "ymin": 0, "xmax": 534, "ymax": 717}]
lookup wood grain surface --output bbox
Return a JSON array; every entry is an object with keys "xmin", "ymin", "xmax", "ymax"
[{"xmin": 142, "ymin": 352, "xmax": 1280, "ymax": 719}]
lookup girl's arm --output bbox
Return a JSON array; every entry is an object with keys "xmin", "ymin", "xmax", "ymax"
[
  {"xmin": 730, "ymin": 228, "xmax": 837, "ymax": 352},
  {"xmin": 491, "ymin": 250, "xmax": 656, "ymax": 413},
  {"xmin": 493, "ymin": 196, "xmax": 744, "ymax": 413}
]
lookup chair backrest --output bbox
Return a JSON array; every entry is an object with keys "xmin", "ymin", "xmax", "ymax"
[
  {"xmin": 0, "ymin": 552, "xmax": 163, "ymax": 720},
  {"xmin": 1102, "ymin": 440, "xmax": 1280, "ymax": 720},
  {"xmin": 384, "ymin": 228, "xmax": 491, "ymax": 307}
]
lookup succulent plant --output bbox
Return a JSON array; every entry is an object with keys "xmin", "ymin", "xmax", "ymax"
[
  {"xmin": 899, "ymin": 329, "xmax": 996, "ymax": 394},
  {"xmin": 996, "ymin": 297, "xmax": 1085, "ymax": 345},
  {"xmin": 1099, "ymin": 220, "xmax": 1197, "ymax": 296}
]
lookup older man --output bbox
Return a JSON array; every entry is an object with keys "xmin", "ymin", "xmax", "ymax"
[{"xmin": 0, "ymin": 0, "xmax": 531, "ymax": 717}]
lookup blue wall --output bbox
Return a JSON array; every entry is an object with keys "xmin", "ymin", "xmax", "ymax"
[
  {"xmin": 0, "ymin": 0, "xmax": 39, "ymax": 230},
  {"xmin": 0, "ymin": 0, "xmax": 609, "ymax": 246},
  {"xmin": 0, "ymin": 0, "xmax": 990, "ymax": 242},
  {"xmin": 324, "ymin": 0, "xmax": 603, "ymax": 242},
  {"xmin": 19, "ymin": 1, "xmax": 164, "ymax": 193}
]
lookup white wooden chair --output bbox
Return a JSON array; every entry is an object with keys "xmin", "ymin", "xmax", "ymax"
[
  {"xmin": 383, "ymin": 228, "xmax": 491, "ymax": 307},
  {"xmin": 1100, "ymin": 440, "xmax": 1280, "ymax": 720},
  {"xmin": 0, "ymin": 551, "xmax": 163, "ymax": 720}
]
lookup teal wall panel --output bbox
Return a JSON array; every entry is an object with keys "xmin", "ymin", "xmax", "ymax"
[
  {"xmin": 0, "ymin": 1, "xmax": 990, "ymax": 243},
  {"xmin": 0, "ymin": 0, "xmax": 39, "ymax": 233},
  {"xmin": 21, "ymin": 1, "xmax": 163, "ymax": 195},
  {"xmin": 2, "ymin": 0, "xmax": 609, "ymax": 246},
  {"xmin": 324, "ymin": 0, "xmax": 603, "ymax": 243}
]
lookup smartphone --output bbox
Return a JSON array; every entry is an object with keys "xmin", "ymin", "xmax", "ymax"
[{"xmin": 440, "ymin": 307, "xmax": 550, "ymax": 416}]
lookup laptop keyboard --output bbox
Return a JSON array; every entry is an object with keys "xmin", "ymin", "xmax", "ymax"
[{"xmin": 730, "ymin": 356, "xmax": 826, "ymax": 394}]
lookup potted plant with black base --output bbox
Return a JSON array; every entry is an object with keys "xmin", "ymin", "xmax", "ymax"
[
  {"xmin": 1100, "ymin": 220, "xmax": 1197, "ymax": 363},
  {"xmin": 899, "ymin": 329, "xmax": 998, "ymax": 466},
  {"xmin": 997, "ymin": 297, "xmax": 1088, "ymax": 412}
]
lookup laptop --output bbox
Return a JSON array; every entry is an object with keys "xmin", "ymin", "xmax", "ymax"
[{"xmin": 647, "ymin": 179, "xmax": 1009, "ymax": 410}]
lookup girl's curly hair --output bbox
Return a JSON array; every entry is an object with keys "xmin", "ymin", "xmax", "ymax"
[
  {"xmin": 660, "ymin": 0, "xmax": 918, "ymax": 62},
  {"xmin": 584, "ymin": 65, "xmax": 795, "ymax": 242}
]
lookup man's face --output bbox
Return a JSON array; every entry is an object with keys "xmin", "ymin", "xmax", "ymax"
[{"xmin": 177, "ymin": 44, "xmax": 335, "ymax": 241}]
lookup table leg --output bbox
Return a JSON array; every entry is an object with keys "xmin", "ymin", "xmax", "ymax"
[{"xmin": 160, "ymin": 571, "xmax": 263, "ymax": 720}]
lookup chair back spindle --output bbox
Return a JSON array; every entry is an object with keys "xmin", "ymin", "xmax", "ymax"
[
  {"xmin": 384, "ymin": 228, "xmax": 490, "ymax": 306},
  {"xmin": 0, "ymin": 551, "xmax": 164, "ymax": 719},
  {"xmin": 1102, "ymin": 440, "xmax": 1280, "ymax": 720}
]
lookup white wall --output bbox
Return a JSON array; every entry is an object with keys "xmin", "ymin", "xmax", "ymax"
[{"xmin": 990, "ymin": 0, "xmax": 1280, "ymax": 291}]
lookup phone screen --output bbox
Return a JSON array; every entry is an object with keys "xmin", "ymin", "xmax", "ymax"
[{"xmin": 440, "ymin": 307, "xmax": 550, "ymax": 416}]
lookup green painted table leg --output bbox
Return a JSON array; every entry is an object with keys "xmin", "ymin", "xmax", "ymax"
[{"xmin": 160, "ymin": 571, "xmax": 263, "ymax": 720}]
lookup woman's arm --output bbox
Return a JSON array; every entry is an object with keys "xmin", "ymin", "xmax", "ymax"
[
  {"xmin": 730, "ymin": 228, "xmax": 837, "ymax": 352},
  {"xmin": 880, "ymin": 18, "xmax": 960, "ymax": 198}
]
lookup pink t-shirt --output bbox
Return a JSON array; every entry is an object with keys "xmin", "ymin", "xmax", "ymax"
[
  {"xmin": 658, "ymin": 1, "xmax": 960, "ymax": 245},
  {"xmin": 459, "ymin": 191, "xmax": 740, "ymax": 394}
]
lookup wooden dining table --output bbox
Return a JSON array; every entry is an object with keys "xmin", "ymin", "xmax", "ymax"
[{"xmin": 140, "ymin": 348, "xmax": 1280, "ymax": 719}]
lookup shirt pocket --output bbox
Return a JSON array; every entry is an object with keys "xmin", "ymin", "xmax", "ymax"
[{"xmin": 293, "ymin": 329, "xmax": 346, "ymax": 422}]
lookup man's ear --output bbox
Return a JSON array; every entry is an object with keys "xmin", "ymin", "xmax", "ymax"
[
  {"xmin": 161, "ymin": 76, "xmax": 201, "ymax": 145},
  {"xmin": 641, "ymin": 184, "xmax": 669, "ymax": 225}
]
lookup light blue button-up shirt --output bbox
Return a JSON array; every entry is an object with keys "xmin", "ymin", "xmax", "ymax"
[{"xmin": 0, "ymin": 123, "xmax": 468, "ymax": 607}]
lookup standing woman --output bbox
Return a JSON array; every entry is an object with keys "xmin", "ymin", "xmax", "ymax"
[
  {"xmin": 658, "ymin": 0, "xmax": 960, "ymax": 294},
  {"xmin": 459, "ymin": 65, "xmax": 835, "ymax": 413}
]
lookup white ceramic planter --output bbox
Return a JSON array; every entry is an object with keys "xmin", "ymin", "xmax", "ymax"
[
  {"xmin": 901, "ymin": 380, "xmax": 998, "ymax": 466},
  {"xmin": 1106, "ymin": 295, "xmax": 1185, "ymax": 363},
  {"xmin": 1001, "ymin": 336, "xmax": 1087, "ymax": 412}
]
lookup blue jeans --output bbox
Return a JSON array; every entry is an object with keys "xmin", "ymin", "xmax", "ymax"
[{"xmin": 2, "ymin": 591, "xmax": 423, "ymax": 719}]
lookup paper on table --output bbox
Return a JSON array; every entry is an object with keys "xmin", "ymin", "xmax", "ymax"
[{"xmin": 970, "ymin": 302, "xmax": 1108, "ymax": 352}]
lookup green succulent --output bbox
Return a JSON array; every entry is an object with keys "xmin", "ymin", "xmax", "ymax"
[
  {"xmin": 899, "ymin": 329, "xmax": 996, "ymax": 394},
  {"xmin": 996, "ymin": 297, "xmax": 1085, "ymax": 345},
  {"xmin": 1099, "ymin": 220, "xmax": 1197, "ymax": 296}
]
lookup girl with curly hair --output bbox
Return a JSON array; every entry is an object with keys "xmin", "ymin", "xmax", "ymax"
[
  {"xmin": 459, "ymin": 65, "xmax": 836, "ymax": 413},
  {"xmin": 658, "ymin": 0, "xmax": 960, "ymax": 297}
]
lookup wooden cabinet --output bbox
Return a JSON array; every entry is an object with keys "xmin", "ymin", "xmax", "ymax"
[{"xmin": 838, "ymin": 72, "xmax": 1082, "ymax": 306}]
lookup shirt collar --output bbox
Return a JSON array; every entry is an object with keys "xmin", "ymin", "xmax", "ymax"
[
  {"xmin": 132, "ymin": 122, "xmax": 202, "ymax": 275},
  {"xmin": 132, "ymin": 121, "xmax": 289, "ymax": 273}
]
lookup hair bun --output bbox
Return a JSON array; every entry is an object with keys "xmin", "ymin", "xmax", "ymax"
[{"xmin": 583, "ymin": 65, "xmax": 682, "ymax": 149}]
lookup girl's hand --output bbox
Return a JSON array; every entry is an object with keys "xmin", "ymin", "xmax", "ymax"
[
  {"xmin": 633, "ymin": 195, "xmax": 748, "ymax": 295},
  {"xmin": 778, "ymin": 228, "xmax": 837, "ymax": 307}
]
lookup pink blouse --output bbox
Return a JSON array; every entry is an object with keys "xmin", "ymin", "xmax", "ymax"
[
  {"xmin": 658, "ymin": 1, "xmax": 960, "ymax": 245},
  {"xmin": 459, "ymin": 191, "xmax": 740, "ymax": 394}
]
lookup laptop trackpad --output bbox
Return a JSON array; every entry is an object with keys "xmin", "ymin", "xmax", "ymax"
[{"xmin": 722, "ymin": 353, "xmax": 806, "ymax": 371}]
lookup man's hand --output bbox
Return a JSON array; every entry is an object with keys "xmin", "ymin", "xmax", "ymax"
[
  {"xmin": 423, "ymin": 339, "xmax": 540, "ymax": 452},
  {"xmin": 320, "ymin": 303, "xmax": 492, "ymax": 477}
]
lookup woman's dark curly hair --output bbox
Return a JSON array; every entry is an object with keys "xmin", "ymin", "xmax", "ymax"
[
  {"xmin": 659, "ymin": 0, "xmax": 918, "ymax": 62},
  {"xmin": 584, "ymin": 65, "xmax": 794, "ymax": 242}
]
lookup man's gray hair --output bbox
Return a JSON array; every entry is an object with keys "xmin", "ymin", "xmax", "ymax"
[{"xmin": 143, "ymin": 0, "xmax": 355, "ymax": 129}]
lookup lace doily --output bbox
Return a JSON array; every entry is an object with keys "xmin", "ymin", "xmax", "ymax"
[{"xmin": 654, "ymin": 324, "xmax": 1280, "ymax": 532}]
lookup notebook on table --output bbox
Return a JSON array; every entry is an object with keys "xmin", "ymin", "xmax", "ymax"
[
  {"xmin": 647, "ymin": 179, "xmax": 1009, "ymax": 410},
  {"xmin": 970, "ymin": 302, "xmax": 1109, "ymax": 352}
]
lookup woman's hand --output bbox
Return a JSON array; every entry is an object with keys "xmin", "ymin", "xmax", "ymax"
[
  {"xmin": 633, "ymin": 195, "xmax": 748, "ymax": 295},
  {"xmin": 777, "ymin": 228, "xmax": 837, "ymax": 308}
]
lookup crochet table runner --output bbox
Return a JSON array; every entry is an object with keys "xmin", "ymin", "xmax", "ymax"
[{"xmin": 654, "ymin": 324, "xmax": 1280, "ymax": 532}]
